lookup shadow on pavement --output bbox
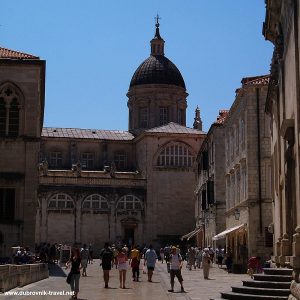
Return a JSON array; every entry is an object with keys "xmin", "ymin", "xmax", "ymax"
[{"xmin": 48, "ymin": 263, "xmax": 67, "ymax": 277}]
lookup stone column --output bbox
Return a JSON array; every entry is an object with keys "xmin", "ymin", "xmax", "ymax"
[
  {"xmin": 40, "ymin": 194, "xmax": 48, "ymax": 243},
  {"xmin": 75, "ymin": 195, "xmax": 81, "ymax": 244},
  {"xmin": 279, "ymin": 233, "xmax": 290, "ymax": 267},
  {"xmin": 290, "ymin": 226, "xmax": 300, "ymax": 282}
]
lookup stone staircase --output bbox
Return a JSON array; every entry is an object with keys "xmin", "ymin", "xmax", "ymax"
[{"xmin": 213, "ymin": 268, "xmax": 292, "ymax": 300}]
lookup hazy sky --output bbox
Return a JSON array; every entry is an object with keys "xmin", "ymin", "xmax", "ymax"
[{"xmin": 1, "ymin": 1, "xmax": 273, "ymax": 132}]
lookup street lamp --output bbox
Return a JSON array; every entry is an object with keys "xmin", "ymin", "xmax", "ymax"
[{"xmin": 234, "ymin": 208, "xmax": 240, "ymax": 220}]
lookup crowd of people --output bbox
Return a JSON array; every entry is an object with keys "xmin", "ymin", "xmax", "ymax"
[
  {"xmin": 5, "ymin": 241, "xmax": 264, "ymax": 300},
  {"xmin": 64, "ymin": 242, "xmax": 244, "ymax": 299}
]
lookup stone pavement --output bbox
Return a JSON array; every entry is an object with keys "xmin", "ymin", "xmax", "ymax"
[{"xmin": 0, "ymin": 260, "xmax": 249, "ymax": 300}]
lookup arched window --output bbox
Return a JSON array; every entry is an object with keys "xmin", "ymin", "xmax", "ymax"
[
  {"xmin": 116, "ymin": 195, "xmax": 142, "ymax": 210},
  {"xmin": 82, "ymin": 194, "xmax": 109, "ymax": 210},
  {"xmin": 0, "ymin": 84, "xmax": 21, "ymax": 137},
  {"xmin": 157, "ymin": 142, "xmax": 195, "ymax": 167},
  {"xmin": 0, "ymin": 98, "xmax": 5, "ymax": 136},
  {"xmin": 9, "ymin": 98, "xmax": 19, "ymax": 137},
  {"xmin": 48, "ymin": 193, "xmax": 74, "ymax": 209}
]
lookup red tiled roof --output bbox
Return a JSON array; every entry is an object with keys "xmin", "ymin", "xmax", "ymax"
[
  {"xmin": 241, "ymin": 75, "xmax": 270, "ymax": 87},
  {"xmin": 214, "ymin": 110, "xmax": 229, "ymax": 124},
  {"xmin": 0, "ymin": 47, "xmax": 39, "ymax": 59},
  {"xmin": 42, "ymin": 128, "xmax": 134, "ymax": 141},
  {"xmin": 145, "ymin": 122, "xmax": 205, "ymax": 134}
]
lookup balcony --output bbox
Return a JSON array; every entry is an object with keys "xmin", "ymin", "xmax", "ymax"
[{"xmin": 39, "ymin": 170, "xmax": 146, "ymax": 188}]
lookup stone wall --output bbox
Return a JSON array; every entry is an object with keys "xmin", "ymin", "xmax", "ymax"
[{"xmin": 0, "ymin": 263, "xmax": 49, "ymax": 292}]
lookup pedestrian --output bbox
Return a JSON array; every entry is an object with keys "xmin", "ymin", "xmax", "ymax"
[
  {"xmin": 129, "ymin": 245, "xmax": 141, "ymax": 281},
  {"xmin": 202, "ymin": 248, "xmax": 211, "ymax": 279},
  {"xmin": 66, "ymin": 247, "xmax": 82, "ymax": 300},
  {"xmin": 99, "ymin": 242, "xmax": 114, "ymax": 288},
  {"xmin": 168, "ymin": 246, "xmax": 184, "ymax": 293},
  {"xmin": 116, "ymin": 247, "xmax": 128, "ymax": 288},
  {"xmin": 80, "ymin": 244, "xmax": 89, "ymax": 277},
  {"xmin": 88, "ymin": 243, "xmax": 93, "ymax": 264},
  {"xmin": 187, "ymin": 246, "xmax": 196, "ymax": 270},
  {"xmin": 195, "ymin": 247, "xmax": 202, "ymax": 268},
  {"xmin": 159, "ymin": 247, "xmax": 165, "ymax": 263},
  {"xmin": 216, "ymin": 245, "xmax": 224, "ymax": 268},
  {"xmin": 208, "ymin": 246, "xmax": 215, "ymax": 264},
  {"xmin": 225, "ymin": 248, "xmax": 233, "ymax": 273},
  {"xmin": 247, "ymin": 256, "xmax": 262, "ymax": 278},
  {"xmin": 144, "ymin": 244, "xmax": 157, "ymax": 282}
]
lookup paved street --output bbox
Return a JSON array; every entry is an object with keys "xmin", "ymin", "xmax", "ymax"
[{"xmin": 1, "ymin": 260, "xmax": 249, "ymax": 300}]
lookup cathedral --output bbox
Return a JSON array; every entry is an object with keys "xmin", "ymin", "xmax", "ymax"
[{"xmin": 0, "ymin": 20, "xmax": 205, "ymax": 255}]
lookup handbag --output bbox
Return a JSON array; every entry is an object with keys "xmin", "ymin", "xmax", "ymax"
[{"xmin": 66, "ymin": 272, "xmax": 72, "ymax": 284}]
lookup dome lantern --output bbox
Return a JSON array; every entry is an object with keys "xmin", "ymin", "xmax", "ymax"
[{"xmin": 151, "ymin": 14, "xmax": 165, "ymax": 56}]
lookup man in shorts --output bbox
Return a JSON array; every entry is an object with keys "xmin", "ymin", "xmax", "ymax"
[
  {"xmin": 144, "ymin": 244, "xmax": 157, "ymax": 282},
  {"xmin": 168, "ymin": 246, "xmax": 184, "ymax": 293},
  {"xmin": 99, "ymin": 242, "xmax": 114, "ymax": 288}
]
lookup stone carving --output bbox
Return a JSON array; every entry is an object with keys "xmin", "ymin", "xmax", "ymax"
[
  {"xmin": 71, "ymin": 161, "xmax": 82, "ymax": 177},
  {"xmin": 38, "ymin": 160, "xmax": 48, "ymax": 176},
  {"xmin": 110, "ymin": 161, "xmax": 116, "ymax": 178}
]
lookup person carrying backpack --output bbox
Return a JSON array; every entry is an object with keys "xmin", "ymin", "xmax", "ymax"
[{"xmin": 168, "ymin": 246, "xmax": 184, "ymax": 293}]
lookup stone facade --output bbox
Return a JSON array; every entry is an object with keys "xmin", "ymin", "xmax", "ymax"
[
  {"xmin": 195, "ymin": 111, "xmax": 228, "ymax": 248},
  {"xmin": 195, "ymin": 75, "xmax": 273, "ymax": 270},
  {"xmin": 0, "ymin": 53, "xmax": 45, "ymax": 257},
  {"xmin": 223, "ymin": 76, "xmax": 272, "ymax": 267},
  {"xmin": 0, "ymin": 23, "xmax": 205, "ymax": 256},
  {"xmin": 263, "ymin": 0, "xmax": 300, "ymax": 274}
]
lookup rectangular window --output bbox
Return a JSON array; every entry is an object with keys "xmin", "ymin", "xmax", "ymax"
[
  {"xmin": 50, "ymin": 152, "xmax": 62, "ymax": 168},
  {"xmin": 0, "ymin": 189, "xmax": 15, "ymax": 221},
  {"xmin": 139, "ymin": 107, "xmax": 148, "ymax": 128},
  {"xmin": 201, "ymin": 190, "xmax": 207, "ymax": 210},
  {"xmin": 81, "ymin": 152, "xmax": 94, "ymax": 169},
  {"xmin": 178, "ymin": 109, "xmax": 184, "ymax": 125},
  {"xmin": 114, "ymin": 152, "xmax": 127, "ymax": 170},
  {"xmin": 159, "ymin": 107, "xmax": 169, "ymax": 125},
  {"xmin": 207, "ymin": 181, "xmax": 214, "ymax": 204}
]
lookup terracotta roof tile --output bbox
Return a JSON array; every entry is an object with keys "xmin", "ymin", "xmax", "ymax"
[
  {"xmin": 145, "ymin": 122, "xmax": 205, "ymax": 134},
  {"xmin": 0, "ymin": 47, "xmax": 39, "ymax": 59},
  {"xmin": 241, "ymin": 74, "xmax": 270, "ymax": 87},
  {"xmin": 42, "ymin": 128, "xmax": 134, "ymax": 141}
]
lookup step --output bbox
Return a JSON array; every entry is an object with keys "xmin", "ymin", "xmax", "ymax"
[
  {"xmin": 243, "ymin": 280, "xmax": 291, "ymax": 289},
  {"xmin": 253, "ymin": 274, "xmax": 292, "ymax": 282},
  {"xmin": 221, "ymin": 292, "xmax": 288, "ymax": 300},
  {"xmin": 232, "ymin": 286, "xmax": 290, "ymax": 296},
  {"xmin": 263, "ymin": 268, "xmax": 293, "ymax": 276}
]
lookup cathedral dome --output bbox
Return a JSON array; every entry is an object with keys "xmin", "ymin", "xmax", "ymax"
[{"xmin": 129, "ymin": 55, "xmax": 186, "ymax": 89}]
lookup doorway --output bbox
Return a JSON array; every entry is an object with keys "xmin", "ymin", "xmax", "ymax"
[{"xmin": 124, "ymin": 227, "xmax": 134, "ymax": 247}]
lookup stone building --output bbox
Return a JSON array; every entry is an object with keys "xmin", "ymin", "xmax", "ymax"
[
  {"xmin": 0, "ymin": 21, "xmax": 205, "ymax": 256},
  {"xmin": 263, "ymin": 0, "xmax": 300, "ymax": 270},
  {"xmin": 219, "ymin": 75, "xmax": 273, "ymax": 269},
  {"xmin": 194, "ymin": 110, "xmax": 228, "ymax": 248},
  {"xmin": 0, "ymin": 49, "xmax": 45, "ymax": 256}
]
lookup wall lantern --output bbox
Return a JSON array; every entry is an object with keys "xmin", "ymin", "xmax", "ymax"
[{"xmin": 234, "ymin": 208, "xmax": 240, "ymax": 220}]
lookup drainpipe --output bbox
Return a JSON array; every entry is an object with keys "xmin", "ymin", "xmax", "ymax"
[{"xmin": 256, "ymin": 88, "xmax": 263, "ymax": 234}]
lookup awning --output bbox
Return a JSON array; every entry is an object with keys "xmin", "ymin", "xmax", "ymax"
[
  {"xmin": 181, "ymin": 228, "xmax": 202, "ymax": 241},
  {"xmin": 187, "ymin": 228, "xmax": 202, "ymax": 241},
  {"xmin": 212, "ymin": 224, "xmax": 245, "ymax": 241}
]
